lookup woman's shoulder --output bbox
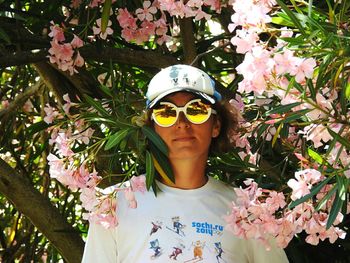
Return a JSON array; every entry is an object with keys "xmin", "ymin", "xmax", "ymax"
[{"xmin": 207, "ymin": 176, "xmax": 236, "ymax": 199}]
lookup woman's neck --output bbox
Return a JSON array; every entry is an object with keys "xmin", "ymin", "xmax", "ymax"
[{"xmin": 163, "ymin": 156, "xmax": 208, "ymax": 189}]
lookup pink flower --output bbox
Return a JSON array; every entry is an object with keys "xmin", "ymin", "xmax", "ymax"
[
  {"xmin": 194, "ymin": 9, "xmax": 211, "ymax": 21},
  {"xmin": 48, "ymin": 40, "xmax": 74, "ymax": 64},
  {"xmin": 133, "ymin": 28, "xmax": 151, "ymax": 44},
  {"xmin": 97, "ymin": 213, "xmax": 118, "ymax": 229},
  {"xmin": 231, "ymin": 30, "xmax": 258, "ymax": 54},
  {"xmin": 305, "ymin": 234, "xmax": 319, "ymax": 245},
  {"xmin": 304, "ymin": 124, "xmax": 332, "ymax": 148},
  {"xmin": 73, "ymin": 51, "xmax": 84, "ymax": 67},
  {"xmin": 266, "ymin": 191, "xmax": 286, "ymax": 212},
  {"xmin": 130, "ymin": 175, "xmax": 146, "ymax": 193},
  {"xmin": 23, "ymin": 100, "xmax": 33, "ymax": 112},
  {"xmin": 287, "ymin": 178, "xmax": 310, "ymax": 201},
  {"xmin": 287, "ymin": 169, "xmax": 322, "ymax": 200},
  {"xmin": 80, "ymin": 187, "xmax": 98, "ymax": 211},
  {"xmin": 344, "ymin": 170, "xmax": 350, "ymax": 179},
  {"xmin": 117, "ymin": 8, "xmax": 137, "ymax": 29},
  {"xmin": 273, "ymin": 49, "xmax": 298, "ymax": 75},
  {"xmin": 71, "ymin": 34, "xmax": 84, "ymax": 48},
  {"xmin": 44, "ymin": 104, "xmax": 60, "ymax": 124},
  {"xmin": 290, "ymin": 57, "xmax": 316, "ymax": 83},
  {"xmin": 93, "ymin": 18, "xmax": 114, "ymax": 40},
  {"xmin": 47, "ymin": 153, "xmax": 64, "ymax": 177},
  {"xmin": 121, "ymin": 28, "xmax": 135, "ymax": 42},
  {"xmin": 154, "ymin": 18, "xmax": 168, "ymax": 35},
  {"xmin": 70, "ymin": 0, "xmax": 82, "ymax": 9},
  {"xmin": 49, "ymin": 21, "xmax": 65, "ymax": 42},
  {"xmin": 140, "ymin": 20, "xmax": 156, "ymax": 36},
  {"xmin": 124, "ymin": 188, "xmax": 137, "ymax": 208},
  {"xmin": 135, "ymin": 1, "xmax": 157, "ymax": 21},
  {"xmin": 76, "ymin": 127, "xmax": 95, "ymax": 144},
  {"xmin": 187, "ymin": 0, "xmax": 202, "ymax": 8},
  {"xmin": 62, "ymin": 93, "xmax": 73, "ymax": 115},
  {"xmin": 54, "ymin": 132, "xmax": 74, "ymax": 157},
  {"xmin": 1, "ymin": 100, "xmax": 9, "ymax": 109},
  {"xmin": 203, "ymin": 0, "xmax": 221, "ymax": 12},
  {"xmin": 229, "ymin": 94, "xmax": 245, "ymax": 113},
  {"xmin": 156, "ymin": 34, "xmax": 171, "ymax": 45}
]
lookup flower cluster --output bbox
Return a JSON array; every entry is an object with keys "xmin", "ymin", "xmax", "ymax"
[
  {"xmin": 44, "ymin": 95, "xmax": 146, "ymax": 228},
  {"xmin": 225, "ymin": 173, "xmax": 348, "ymax": 248},
  {"xmin": 226, "ymin": 0, "xmax": 350, "ymax": 248},
  {"xmin": 116, "ymin": 0, "xmax": 228, "ymax": 45},
  {"xmin": 48, "ymin": 21, "xmax": 85, "ymax": 75},
  {"xmin": 117, "ymin": 3, "xmax": 170, "ymax": 45},
  {"xmin": 228, "ymin": 0, "xmax": 348, "ymax": 150}
]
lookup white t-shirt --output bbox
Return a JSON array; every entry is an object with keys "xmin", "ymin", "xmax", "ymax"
[{"xmin": 82, "ymin": 177, "xmax": 289, "ymax": 263}]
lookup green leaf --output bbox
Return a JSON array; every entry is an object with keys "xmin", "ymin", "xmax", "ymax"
[
  {"xmin": 99, "ymin": 84, "xmax": 113, "ymax": 97},
  {"xmin": 148, "ymin": 141, "xmax": 174, "ymax": 183},
  {"xmin": 0, "ymin": 27, "xmax": 11, "ymax": 44},
  {"xmin": 307, "ymin": 148, "xmax": 324, "ymax": 164},
  {"xmin": 275, "ymin": 0, "xmax": 306, "ymax": 35},
  {"xmin": 83, "ymin": 94, "xmax": 110, "ymax": 117},
  {"xmin": 101, "ymin": 0, "xmax": 112, "ymax": 34},
  {"xmin": 326, "ymin": 176, "xmax": 347, "ymax": 229},
  {"xmin": 345, "ymin": 81, "xmax": 350, "ymax": 99},
  {"xmin": 307, "ymin": 79, "xmax": 316, "ymax": 100},
  {"xmin": 104, "ymin": 129, "xmax": 129, "ymax": 150},
  {"xmin": 264, "ymin": 102, "xmax": 301, "ymax": 116},
  {"xmin": 289, "ymin": 176, "xmax": 333, "ymax": 209},
  {"xmin": 218, "ymin": 151, "xmax": 248, "ymax": 167},
  {"xmin": 272, "ymin": 123, "xmax": 283, "ymax": 147},
  {"xmin": 26, "ymin": 121, "xmax": 51, "ymax": 136},
  {"xmin": 145, "ymin": 150, "xmax": 155, "ymax": 190},
  {"xmin": 327, "ymin": 128, "xmax": 350, "ymax": 150},
  {"xmin": 316, "ymin": 54, "xmax": 334, "ymax": 91},
  {"xmin": 83, "ymin": 116, "xmax": 118, "ymax": 125},
  {"xmin": 256, "ymin": 123, "xmax": 270, "ymax": 138},
  {"xmin": 315, "ymin": 184, "xmax": 337, "ymax": 211},
  {"xmin": 141, "ymin": 126, "xmax": 168, "ymax": 156},
  {"xmin": 271, "ymin": 16, "xmax": 294, "ymax": 27},
  {"xmin": 276, "ymin": 109, "xmax": 311, "ymax": 124}
]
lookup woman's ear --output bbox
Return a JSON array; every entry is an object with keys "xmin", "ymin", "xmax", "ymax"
[{"xmin": 212, "ymin": 117, "xmax": 221, "ymax": 138}]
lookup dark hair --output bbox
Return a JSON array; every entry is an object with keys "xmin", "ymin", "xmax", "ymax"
[
  {"xmin": 209, "ymin": 100, "xmax": 241, "ymax": 155},
  {"xmin": 144, "ymin": 98, "xmax": 241, "ymax": 155}
]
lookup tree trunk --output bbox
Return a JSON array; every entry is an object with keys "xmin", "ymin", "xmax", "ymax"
[{"xmin": 0, "ymin": 159, "xmax": 84, "ymax": 263}]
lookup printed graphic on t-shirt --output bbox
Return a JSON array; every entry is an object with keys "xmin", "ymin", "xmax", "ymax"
[
  {"xmin": 146, "ymin": 216, "xmax": 227, "ymax": 262},
  {"xmin": 149, "ymin": 239, "xmax": 162, "ymax": 259},
  {"xmin": 166, "ymin": 216, "xmax": 186, "ymax": 237},
  {"xmin": 191, "ymin": 221, "xmax": 224, "ymax": 236},
  {"xmin": 150, "ymin": 221, "xmax": 163, "ymax": 236},
  {"xmin": 169, "ymin": 242, "xmax": 185, "ymax": 260}
]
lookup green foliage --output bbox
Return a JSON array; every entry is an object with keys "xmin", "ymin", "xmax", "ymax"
[{"xmin": 0, "ymin": 0, "xmax": 349, "ymax": 262}]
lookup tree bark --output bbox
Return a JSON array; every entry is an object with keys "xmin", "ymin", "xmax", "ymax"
[
  {"xmin": 179, "ymin": 18, "xmax": 197, "ymax": 65},
  {"xmin": 0, "ymin": 46, "xmax": 179, "ymax": 69},
  {"xmin": 0, "ymin": 81, "xmax": 43, "ymax": 118},
  {"xmin": 0, "ymin": 159, "xmax": 84, "ymax": 263}
]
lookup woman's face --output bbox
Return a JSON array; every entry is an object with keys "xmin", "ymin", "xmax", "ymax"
[{"xmin": 153, "ymin": 92, "xmax": 221, "ymax": 161}]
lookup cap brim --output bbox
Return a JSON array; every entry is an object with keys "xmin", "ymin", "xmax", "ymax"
[{"xmin": 147, "ymin": 88, "xmax": 216, "ymax": 109}]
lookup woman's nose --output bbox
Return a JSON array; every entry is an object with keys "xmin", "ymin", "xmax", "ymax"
[{"xmin": 175, "ymin": 112, "xmax": 190, "ymax": 128}]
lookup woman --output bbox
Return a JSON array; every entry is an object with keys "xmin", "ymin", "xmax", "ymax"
[{"xmin": 82, "ymin": 64, "xmax": 289, "ymax": 262}]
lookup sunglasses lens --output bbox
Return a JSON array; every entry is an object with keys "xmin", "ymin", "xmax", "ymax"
[
  {"xmin": 186, "ymin": 101, "xmax": 211, "ymax": 124},
  {"xmin": 153, "ymin": 105, "xmax": 177, "ymax": 127}
]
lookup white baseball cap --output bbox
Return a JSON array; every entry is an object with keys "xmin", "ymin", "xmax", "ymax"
[{"xmin": 146, "ymin": 64, "xmax": 222, "ymax": 108}]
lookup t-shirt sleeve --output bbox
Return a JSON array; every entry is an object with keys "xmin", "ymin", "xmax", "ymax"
[
  {"xmin": 81, "ymin": 223, "xmax": 117, "ymax": 263},
  {"xmin": 247, "ymin": 238, "xmax": 289, "ymax": 263}
]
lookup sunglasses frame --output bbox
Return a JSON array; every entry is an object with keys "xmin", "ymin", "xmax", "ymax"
[{"xmin": 151, "ymin": 98, "xmax": 217, "ymax": 127}]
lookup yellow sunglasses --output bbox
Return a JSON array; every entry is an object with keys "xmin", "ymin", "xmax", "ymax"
[{"xmin": 151, "ymin": 99, "xmax": 216, "ymax": 127}]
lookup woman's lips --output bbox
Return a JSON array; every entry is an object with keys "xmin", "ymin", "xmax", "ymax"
[{"xmin": 173, "ymin": 136, "xmax": 195, "ymax": 142}]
